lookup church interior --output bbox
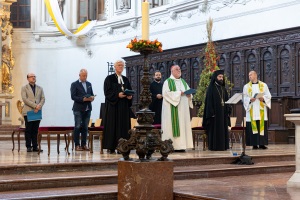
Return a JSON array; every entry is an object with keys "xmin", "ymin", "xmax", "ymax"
[{"xmin": 0, "ymin": 0, "xmax": 300, "ymax": 199}]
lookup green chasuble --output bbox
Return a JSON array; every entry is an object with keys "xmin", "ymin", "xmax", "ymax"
[{"xmin": 167, "ymin": 78, "xmax": 188, "ymax": 137}]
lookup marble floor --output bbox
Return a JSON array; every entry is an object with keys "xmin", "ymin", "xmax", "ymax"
[
  {"xmin": 1, "ymin": 139, "xmax": 295, "ymax": 165},
  {"xmin": 0, "ymin": 140, "xmax": 299, "ymax": 199}
]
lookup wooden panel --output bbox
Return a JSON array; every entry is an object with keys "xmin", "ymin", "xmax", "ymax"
[{"xmin": 123, "ymin": 26, "xmax": 300, "ymax": 135}]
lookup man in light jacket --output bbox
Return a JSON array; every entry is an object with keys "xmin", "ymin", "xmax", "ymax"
[{"xmin": 21, "ymin": 73, "xmax": 45, "ymax": 152}]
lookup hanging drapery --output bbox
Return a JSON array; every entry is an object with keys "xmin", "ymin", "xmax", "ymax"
[{"xmin": 44, "ymin": 0, "xmax": 97, "ymax": 37}]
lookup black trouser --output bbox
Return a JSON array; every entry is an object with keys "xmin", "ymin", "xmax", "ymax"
[{"xmin": 24, "ymin": 116, "xmax": 41, "ymax": 149}]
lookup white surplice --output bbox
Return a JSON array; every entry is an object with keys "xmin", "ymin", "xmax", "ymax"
[
  {"xmin": 243, "ymin": 81, "xmax": 271, "ymax": 122},
  {"xmin": 161, "ymin": 75, "xmax": 193, "ymax": 150}
]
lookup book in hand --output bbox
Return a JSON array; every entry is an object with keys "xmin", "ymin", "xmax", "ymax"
[
  {"xmin": 84, "ymin": 94, "xmax": 96, "ymax": 98},
  {"xmin": 253, "ymin": 93, "xmax": 264, "ymax": 99},
  {"xmin": 124, "ymin": 89, "xmax": 135, "ymax": 96},
  {"xmin": 184, "ymin": 88, "xmax": 197, "ymax": 95},
  {"xmin": 27, "ymin": 110, "xmax": 42, "ymax": 122}
]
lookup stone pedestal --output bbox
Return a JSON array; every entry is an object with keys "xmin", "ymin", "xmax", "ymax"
[
  {"xmin": 0, "ymin": 93, "xmax": 13, "ymax": 125},
  {"xmin": 118, "ymin": 160, "xmax": 173, "ymax": 200},
  {"xmin": 285, "ymin": 114, "xmax": 300, "ymax": 188}
]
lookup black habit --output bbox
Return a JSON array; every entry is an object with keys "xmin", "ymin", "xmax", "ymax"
[
  {"xmin": 203, "ymin": 70, "xmax": 231, "ymax": 151},
  {"xmin": 149, "ymin": 81, "xmax": 163, "ymax": 124},
  {"xmin": 103, "ymin": 74, "xmax": 132, "ymax": 151}
]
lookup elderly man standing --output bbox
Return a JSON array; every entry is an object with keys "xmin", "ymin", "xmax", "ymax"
[
  {"xmin": 21, "ymin": 73, "xmax": 45, "ymax": 152},
  {"xmin": 103, "ymin": 60, "xmax": 133, "ymax": 154},
  {"xmin": 161, "ymin": 65, "xmax": 193, "ymax": 152},
  {"xmin": 243, "ymin": 70, "xmax": 271, "ymax": 150},
  {"xmin": 71, "ymin": 69, "xmax": 95, "ymax": 151}
]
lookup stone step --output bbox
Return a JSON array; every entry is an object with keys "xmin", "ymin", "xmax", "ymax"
[
  {"xmin": 0, "ymin": 154, "xmax": 294, "ymax": 175},
  {"xmin": 0, "ymin": 185, "xmax": 118, "ymax": 200},
  {"xmin": 0, "ymin": 161, "xmax": 294, "ymax": 192}
]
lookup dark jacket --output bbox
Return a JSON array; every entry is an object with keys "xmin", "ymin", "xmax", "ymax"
[{"xmin": 70, "ymin": 80, "xmax": 94, "ymax": 111}]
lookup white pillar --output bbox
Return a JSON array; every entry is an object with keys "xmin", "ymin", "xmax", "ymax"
[{"xmin": 285, "ymin": 114, "xmax": 300, "ymax": 188}]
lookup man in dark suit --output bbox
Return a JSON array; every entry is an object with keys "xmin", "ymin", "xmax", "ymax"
[
  {"xmin": 70, "ymin": 69, "xmax": 95, "ymax": 151},
  {"xmin": 21, "ymin": 73, "xmax": 45, "ymax": 152}
]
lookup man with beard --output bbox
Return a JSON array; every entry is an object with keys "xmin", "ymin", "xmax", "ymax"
[
  {"xmin": 203, "ymin": 70, "xmax": 231, "ymax": 151},
  {"xmin": 243, "ymin": 70, "xmax": 271, "ymax": 150},
  {"xmin": 149, "ymin": 70, "xmax": 163, "ymax": 124},
  {"xmin": 161, "ymin": 65, "xmax": 193, "ymax": 152}
]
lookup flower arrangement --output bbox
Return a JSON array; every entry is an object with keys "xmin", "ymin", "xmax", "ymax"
[
  {"xmin": 194, "ymin": 17, "xmax": 233, "ymax": 116},
  {"xmin": 126, "ymin": 37, "xmax": 163, "ymax": 53}
]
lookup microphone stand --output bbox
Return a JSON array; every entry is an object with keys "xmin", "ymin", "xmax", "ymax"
[{"xmin": 232, "ymin": 92, "xmax": 253, "ymax": 165}]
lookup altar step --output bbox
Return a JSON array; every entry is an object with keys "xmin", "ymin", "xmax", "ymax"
[{"xmin": 0, "ymin": 154, "xmax": 294, "ymax": 199}]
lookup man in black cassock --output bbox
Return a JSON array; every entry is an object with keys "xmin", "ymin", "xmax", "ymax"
[
  {"xmin": 103, "ymin": 60, "xmax": 132, "ymax": 154},
  {"xmin": 149, "ymin": 70, "xmax": 163, "ymax": 124},
  {"xmin": 203, "ymin": 70, "xmax": 231, "ymax": 151}
]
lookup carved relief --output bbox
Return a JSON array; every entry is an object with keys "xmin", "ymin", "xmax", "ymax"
[
  {"xmin": 280, "ymin": 49, "xmax": 290, "ymax": 84},
  {"xmin": 232, "ymin": 55, "xmax": 241, "ymax": 88}
]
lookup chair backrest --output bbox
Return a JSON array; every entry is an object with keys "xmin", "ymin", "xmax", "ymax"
[
  {"xmin": 198, "ymin": 117, "xmax": 203, "ymax": 127},
  {"xmin": 131, "ymin": 118, "xmax": 137, "ymax": 129},
  {"xmin": 94, "ymin": 119, "xmax": 102, "ymax": 127},
  {"xmin": 230, "ymin": 117, "xmax": 237, "ymax": 127},
  {"xmin": 88, "ymin": 119, "xmax": 93, "ymax": 128},
  {"xmin": 191, "ymin": 117, "xmax": 200, "ymax": 128}
]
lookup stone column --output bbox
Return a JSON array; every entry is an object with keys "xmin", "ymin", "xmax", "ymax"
[{"xmin": 285, "ymin": 114, "xmax": 300, "ymax": 188}]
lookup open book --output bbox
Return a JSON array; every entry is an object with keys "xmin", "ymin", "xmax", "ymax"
[{"xmin": 253, "ymin": 93, "xmax": 264, "ymax": 99}]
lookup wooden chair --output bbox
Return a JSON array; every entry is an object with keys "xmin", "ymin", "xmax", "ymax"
[
  {"xmin": 88, "ymin": 119, "xmax": 104, "ymax": 154},
  {"xmin": 12, "ymin": 100, "xmax": 26, "ymax": 152},
  {"xmin": 230, "ymin": 117, "xmax": 246, "ymax": 148},
  {"xmin": 228, "ymin": 117, "xmax": 237, "ymax": 148},
  {"xmin": 131, "ymin": 118, "xmax": 138, "ymax": 129},
  {"xmin": 191, "ymin": 117, "xmax": 207, "ymax": 150}
]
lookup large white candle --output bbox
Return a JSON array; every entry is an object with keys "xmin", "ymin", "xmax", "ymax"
[{"xmin": 142, "ymin": 0, "xmax": 149, "ymax": 40}]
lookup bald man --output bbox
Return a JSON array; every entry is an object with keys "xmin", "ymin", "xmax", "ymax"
[
  {"xmin": 161, "ymin": 65, "xmax": 193, "ymax": 152},
  {"xmin": 243, "ymin": 71, "xmax": 271, "ymax": 150},
  {"xmin": 21, "ymin": 73, "xmax": 45, "ymax": 152}
]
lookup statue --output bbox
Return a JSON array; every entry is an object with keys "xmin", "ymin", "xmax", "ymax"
[
  {"xmin": 2, "ymin": 44, "xmax": 14, "ymax": 93},
  {"xmin": 1, "ymin": 16, "xmax": 15, "ymax": 94}
]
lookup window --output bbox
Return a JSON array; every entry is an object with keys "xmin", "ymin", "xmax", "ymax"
[
  {"xmin": 78, "ymin": 0, "xmax": 105, "ymax": 24},
  {"xmin": 10, "ymin": 0, "xmax": 31, "ymax": 28},
  {"xmin": 149, "ymin": 0, "xmax": 169, "ymax": 8}
]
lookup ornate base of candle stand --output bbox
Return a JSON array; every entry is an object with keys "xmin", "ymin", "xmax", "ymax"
[{"xmin": 117, "ymin": 50, "xmax": 174, "ymax": 161}]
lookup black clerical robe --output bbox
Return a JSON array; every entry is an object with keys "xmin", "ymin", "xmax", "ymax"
[
  {"xmin": 149, "ymin": 81, "xmax": 163, "ymax": 124},
  {"xmin": 103, "ymin": 74, "xmax": 132, "ymax": 151},
  {"xmin": 203, "ymin": 83, "xmax": 231, "ymax": 151}
]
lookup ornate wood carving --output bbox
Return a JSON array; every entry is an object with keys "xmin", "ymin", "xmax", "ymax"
[{"xmin": 124, "ymin": 26, "xmax": 300, "ymax": 134}]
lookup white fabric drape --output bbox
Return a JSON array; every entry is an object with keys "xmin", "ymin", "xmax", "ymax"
[{"xmin": 44, "ymin": 0, "xmax": 97, "ymax": 37}]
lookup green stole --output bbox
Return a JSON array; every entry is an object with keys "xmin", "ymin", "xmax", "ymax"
[{"xmin": 167, "ymin": 78, "xmax": 188, "ymax": 137}]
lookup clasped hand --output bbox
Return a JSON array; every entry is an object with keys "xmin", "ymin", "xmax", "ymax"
[
  {"xmin": 83, "ymin": 97, "xmax": 94, "ymax": 102},
  {"xmin": 34, "ymin": 104, "xmax": 41, "ymax": 113},
  {"xmin": 250, "ymin": 97, "xmax": 264, "ymax": 102}
]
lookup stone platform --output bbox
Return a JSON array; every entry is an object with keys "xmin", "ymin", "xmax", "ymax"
[{"xmin": 0, "ymin": 141, "xmax": 298, "ymax": 199}]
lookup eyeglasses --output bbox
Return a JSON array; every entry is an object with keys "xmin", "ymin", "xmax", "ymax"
[{"xmin": 28, "ymin": 76, "xmax": 36, "ymax": 78}]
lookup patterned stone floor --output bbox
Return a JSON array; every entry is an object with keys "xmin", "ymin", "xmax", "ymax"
[{"xmin": 1, "ymin": 140, "xmax": 299, "ymax": 199}]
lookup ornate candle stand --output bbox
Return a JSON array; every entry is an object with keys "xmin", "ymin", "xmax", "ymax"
[{"xmin": 117, "ymin": 49, "xmax": 174, "ymax": 161}]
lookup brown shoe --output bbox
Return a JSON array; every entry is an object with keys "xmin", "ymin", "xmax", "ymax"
[
  {"xmin": 82, "ymin": 145, "xmax": 90, "ymax": 151},
  {"xmin": 75, "ymin": 146, "xmax": 83, "ymax": 151}
]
